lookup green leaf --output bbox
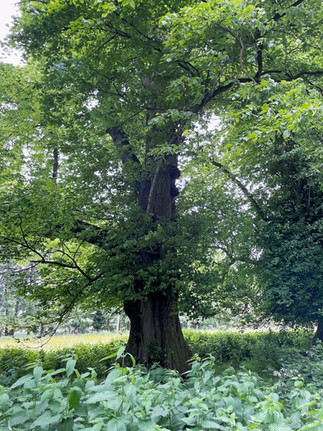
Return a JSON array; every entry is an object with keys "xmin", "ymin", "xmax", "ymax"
[
  {"xmin": 66, "ymin": 359, "xmax": 77, "ymax": 378},
  {"xmin": 35, "ymin": 399, "xmax": 49, "ymax": 416},
  {"xmin": 0, "ymin": 393, "xmax": 10, "ymax": 411},
  {"xmin": 116, "ymin": 346, "xmax": 126, "ymax": 359},
  {"xmin": 294, "ymin": 380, "xmax": 304, "ymax": 388},
  {"xmin": 78, "ymin": 425, "xmax": 102, "ymax": 431},
  {"xmin": 32, "ymin": 412, "xmax": 61, "ymax": 428},
  {"xmin": 33, "ymin": 365, "xmax": 43, "ymax": 384},
  {"xmin": 41, "ymin": 389, "xmax": 55, "ymax": 401},
  {"xmin": 57, "ymin": 418, "xmax": 74, "ymax": 431},
  {"xmin": 105, "ymin": 368, "xmax": 122, "ymax": 384},
  {"xmin": 100, "ymin": 353, "xmax": 117, "ymax": 361},
  {"xmin": 247, "ymin": 131, "xmax": 257, "ymax": 140},
  {"xmin": 296, "ymin": 400, "xmax": 317, "ymax": 410},
  {"xmin": 106, "ymin": 418, "xmax": 126, "ymax": 431},
  {"xmin": 151, "ymin": 405, "xmax": 169, "ymax": 421},
  {"xmin": 48, "ymin": 400, "xmax": 62, "ymax": 414},
  {"xmin": 126, "ymin": 352, "xmax": 136, "ymax": 367},
  {"xmin": 8, "ymin": 411, "xmax": 27, "ymax": 426},
  {"xmin": 68, "ymin": 387, "xmax": 83, "ymax": 409},
  {"xmin": 137, "ymin": 421, "xmax": 158, "ymax": 431},
  {"xmin": 298, "ymin": 422, "xmax": 322, "ymax": 431},
  {"xmin": 10, "ymin": 374, "xmax": 33, "ymax": 389},
  {"xmin": 201, "ymin": 420, "xmax": 223, "ymax": 429},
  {"xmin": 85, "ymin": 391, "xmax": 115, "ymax": 404},
  {"xmin": 182, "ymin": 416, "xmax": 197, "ymax": 426}
]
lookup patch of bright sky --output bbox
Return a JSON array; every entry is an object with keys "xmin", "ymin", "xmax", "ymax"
[{"xmin": 0, "ymin": 0, "xmax": 23, "ymax": 65}]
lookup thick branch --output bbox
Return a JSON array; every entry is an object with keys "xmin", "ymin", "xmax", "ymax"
[
  {"xmin": 119, "ymin": 16, "xmax": 164, "ymax": 54},
  {"xmin": 104, "ymin": 21, "xmax": 132, "ymax": 39},
  {"xmin": 177, "ymin": 60, "xmax": 201, "ymax": 77},
  {"xmin": 1, "ymin": 202, "xmax": 112, "ymax": 250},
  {"xmin": 271, "ymin": 0, "xmax": 306, "ymax": 22},
  {"xmin": 211, "ymin": 160, "xmax": 267, "ymax": 221},
  {"xmin": 1, "ymin": 231, "xmax": 97, "ymax": 281},
  {"xmin": 106, "ymin": 126, "xmax": 141, "ymax": 165},
  {"xmin": 70, "ymin": 220, "xmax": 112, "ymax": 250},
  {"xmin": 31, "ymin": 257, "xmax": 93, "ymax": 280},
  {"xmin": 196, "ymin": 82, "xmax": 235, "ymax": 113},
  {"xmin": 238, "ymin": 36, "xmax": 257, "ymax": 84},
  {"xmin": 288, "ymin": 70, "xmax": 323, "ymax": 80},
  {"xmin": 146, "ymin": 166, "xmax": 161, "ymax": 215},
  {"xmin": 260, "ymin": 69, "xmax": 323, "ymax": 79},
  {"xmin": 53, "ymin": 148, "xmax": 58, "ymax": 180}
]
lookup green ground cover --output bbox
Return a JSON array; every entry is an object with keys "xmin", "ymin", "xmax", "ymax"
[
  {"xmin": 0, "ymin": 344, "xmax": 322, "ymax": 430},
  {"xmin": 0, "ymin": 330, "xmax": 313, "ymax": 385},
  {"xmin": 0, "ymin": 330, "xmax": 321, "ymax": 430}
]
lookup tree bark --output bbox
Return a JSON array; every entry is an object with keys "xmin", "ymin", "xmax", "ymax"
[
  {"xmin": 312, "ymin": 318, "xmax": 323, "ymax": 344},
  {"xmin": 116, "ymin": 314, "xmax": 121, "ymax": 335},
  {"xmin": 53, "ymin": 148, "xmax": 58, "ymax": 180},
  {"xmin": 124, "ymin": 289, "xmax": 191, "ymax": 372},
  {"xmin": 123, "ymin": 156, "xmax": 192, "ymax": 372}
]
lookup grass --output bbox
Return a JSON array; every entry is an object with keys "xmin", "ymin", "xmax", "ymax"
[{"xmin": 0, "ymin": 331, "xmax": 124, "ymax": 351}]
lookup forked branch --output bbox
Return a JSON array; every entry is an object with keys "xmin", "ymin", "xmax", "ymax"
[{"xmin": 211, "ymin": 160, "xmax": 267, "ymax": 221}]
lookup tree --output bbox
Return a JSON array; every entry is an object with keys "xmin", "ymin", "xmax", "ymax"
[
  {"xmin": 205, "ymin": 68, "xmax": 322, "ymax": 335},
  {"xmin": 0, "ymin": 0, "xmax": 322, "ymax": 370},
  {"xmin": 0, "ymin": 263, "xmax": 42, "ymax": 336},
  {"xmin": 92, "ymin": 310, "xmax": 106, "ymax": 331}
]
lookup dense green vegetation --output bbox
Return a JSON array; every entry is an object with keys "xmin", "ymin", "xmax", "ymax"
[
  {"xmin": 0, "ymin": 336, "xmax": 322, "ymax": 430},
  {"xmin": 0, "ymin": 0, "xmax": 322, "ymax": 370},
  {"xmin": 1, "ymin": 0, "xmax": 322, "ymax": 427},
  {"xmin": 0, "ymin": 330, "xmax": 313, "ymax": 385}
]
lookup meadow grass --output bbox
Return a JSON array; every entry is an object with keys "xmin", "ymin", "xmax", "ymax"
[{"xmin": 0, "ymin": 331, "xmax": 124, "ymax": 351}]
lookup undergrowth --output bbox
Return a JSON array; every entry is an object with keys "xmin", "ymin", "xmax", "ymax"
[
  {"xmin": 0, "ymin": 329, "xmax": 313, "ymax": 386},
  {"xmin": 0, "ymin": 343, "xmax": 322, "ymax": 430},
  {"xmin": 184, "ymin": 328, "xmax": 312, "ymax": 375}
]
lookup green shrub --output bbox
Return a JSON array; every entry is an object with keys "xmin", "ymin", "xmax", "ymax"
[
  {"xmin": 0, "ymin": 337, "xmax": 126, "ymax": 386},
  {"xmin": 184, "ymin": 328, "xmax": 313, "ymax": 373},
  {"xmin": 0, "ymin": 330, "xmax": 312, "ymax": 385},
  {"xmin": 1, "ymin": 345, "xmax": 323, "ymax": 430},
  {"xmin": 0, "ymin": 348, "xmax": 42, "ymax": 385}
]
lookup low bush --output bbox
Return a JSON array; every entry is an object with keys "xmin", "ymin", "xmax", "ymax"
[
  {"xmin": 0, "ymin": 348, "xmax": 43, "ymax": 386},
  {"xmin": 0, "ymin": 343, "xmax": 323, "ymax": 430},
  {"xmin": 42, "ymin": 338, "xmax": 127, "ymax": 378},
  {"xmin": 184, "ymin": 329, "xmax": 313, "ymax": 373},
  {"xmin": 0, "ymin": 338, "xmax": 127, "ymax": 386},
  {"xmin": 0, "ymin": 329, "xmax": 313, "ymax": 385}
]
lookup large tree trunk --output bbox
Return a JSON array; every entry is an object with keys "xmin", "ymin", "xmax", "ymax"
[
  {"xmin": 124, "ymin": 290, "xmax": 191, "ymax": 372},
  {"xmin": 123, "ymin": 156, "xmax": 192, "ymax": 372}
]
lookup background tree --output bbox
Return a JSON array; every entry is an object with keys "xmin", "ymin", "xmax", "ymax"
[
  {"xmin": 0, "ymin": 0, "xmax": 322, "ymax": 370},
  {"xmin": 198, "ymin": 75, "xmax": 322, "ymax": 335},
  {"xmin": 0, "ymin": 263, "xmax": 42, "ymax": 336},
  {"xmin": 92, "ymin": 310, "xmax": 106, "ymax": 332}
]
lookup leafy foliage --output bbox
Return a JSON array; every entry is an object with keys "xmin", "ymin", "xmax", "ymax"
[
  {"xmin": 212, "ymin": 77, "xmax": 323, "ymax": 328},
  {"xmin": 1, "ymin": 343, "xmax": 323, "ymax": 430},
  {"xmin": 0, "ymin": 337, "xmax": 126, "ymax": 386},
  {"xmin": 0, "ymin": 329, "xmax": 312, "ymax": 386},
  {"xmin": 0, "ymin": 0, "xmax": 322, "ymax": 366}
]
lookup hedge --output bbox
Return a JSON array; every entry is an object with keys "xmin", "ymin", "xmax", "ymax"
[{"xmin": 0, "ymin": 329, "xmax": 313, "ymax": 385}]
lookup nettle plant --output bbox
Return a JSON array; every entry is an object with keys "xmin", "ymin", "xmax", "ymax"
[{"xmin": 1, "ymin": 345, "xmax": 323, "ymax": 431}]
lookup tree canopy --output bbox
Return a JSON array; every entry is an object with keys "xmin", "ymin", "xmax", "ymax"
[{"xmin": 0, "ymin": 0, "xmax": 322, "ymax": 370}]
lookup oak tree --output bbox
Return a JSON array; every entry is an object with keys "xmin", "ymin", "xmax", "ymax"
[{"xmin": 1, "ymin": 0, "xmax": 322, "ymax": 370}]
